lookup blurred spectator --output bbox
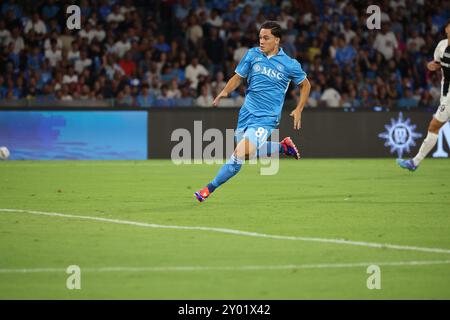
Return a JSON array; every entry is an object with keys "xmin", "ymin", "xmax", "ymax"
[
  {"xmin": 67, "ymin": 41, "xmax": 80, "ymax": 62},
  {"xmin": 44, "ymin": 39, "xmax": 62, "ymax": 67},
  {"xmin": 204, "ymin": 27, "xmax": 225, "ymax": 74},
  {"xmin": 119, "ymin": 51, "xmax": 136, "ymax": 76},
  {"xmin": 121, "ymin": 0, "xmax": 136, "ymax": 15},
  {"xmin": 186, "ymin": 14, "xmax": 203, "ymax": 47},
  {"xmin": 79, "ymin": 22, "xmax": 96, "ymax": 44},
  {"xmin": 207, "ymin": 9, "xmax": 223, "ymax": 28},
  {"xmin": 42, "ymin": 0, "xmax": 60, "ymax": 20},
  {"xmin": 233, "ymin": 39, "xmax": 249, "ymax": 64},
  {"xmin": 74, "ymin": 50, "xmax": 92, "ymax": 74},
  {"xmin": 211, "ymin": 71, "xmax": 226, "ymax": 96},
  {"xmin": 167, "ymin": 78, "xmax": 181, "ymax": 99},
  {"xmin": 185, "ymin": 57, "xmax": 209, "ymax": 90},
  {"xmin": 304, "ymin": 81, "xmax": 322, "ymax": 108},
  {"xmin": 373, "ymin": 23, "xmax": 398, "ymax": 60},
  {"xmin": 176, "ymin": 85, "xmax": 194, "ymax": 106},
  {"xmin": 59, "ymin": 28, "xmax": 74, "ymax": 52},
  {"xmin": 342, "ymin": 19, "xmax": 356, "ymax": 44},
  {"xmin": 63, "ymin": 66, "xmax": 78, "ymax": 84},
  {"xmin": 9, "ymin": 27, "xmax": 24, "ymax": 54},
  {"xmin": 335, "ymin": 36, "xmax": 357, "ymax": 68},
  {"xmin": 407, "ymin": 30, "xmax": 426, "ymax": 52},
  {"xmin": 107, "ymin": 4, "xmax": 125, "ymax": 23},
  {"xmin": 24, "ymin": 13, "xmax": 46, "ymax": 37},
  {"xmin": 44, "ymin": 30, "xmax": 63, "ymax": 51},
  {"xmin": 175, "ymin": 0, "xmax": 190, "ymax": 21},
  {"xmin": 136, "ymin": 84, "xmax": 154, "ymax": 107},
  {"xmin": 27, "ymin": 46, "xmax": 44, "ymax": 70},
  {"xmin": 398, "ymin": 89, "xmax": 419, "ymax": 108},
  {"xmin": 195, "ymin": 83, "xmax": 214, "ymax": 107},
  {"xmin": 0, "ymin": 20, "xmax": 11, "ymax": 47},
  {"xmin": 117, "ymin": 84, "xmax": 134, "ymax": 106},
  {"xmin": 155, "ymin": 84, "xmax": 174, "ymax": 107},
  {"xmin": 113, "ymin": 33, "xmax": 131, "ymax": 58},
  {"xmin": 154, "ymin": 34, "xmax": 171, "ymax": 53},
  {"xmin": 320, "ymin": 87, "xmax": 342, "ymax": 108}
]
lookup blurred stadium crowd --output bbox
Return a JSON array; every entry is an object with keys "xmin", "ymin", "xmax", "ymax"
[{"xmin": 0, "ymin": 0, "xmax": 449, "ymax": 108}]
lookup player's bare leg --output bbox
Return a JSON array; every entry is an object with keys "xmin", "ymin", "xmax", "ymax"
[
  {"xmin": 398, "ymin": 117, "xmax": 446, "ymax": 171},
  {"xmin": 413, "ymin": 118, "xmax": 446, "ymax": 164},
  {"xmin": 236, "ymin": 137, "xmax": 258, "ymax": 160}
]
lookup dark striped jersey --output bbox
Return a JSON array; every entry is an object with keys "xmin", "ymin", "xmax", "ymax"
[{"xmin": 434, "ymin": 39, "xmax": 450, "ymax": 96}]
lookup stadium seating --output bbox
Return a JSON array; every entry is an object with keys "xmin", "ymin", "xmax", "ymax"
[{"xmin": 0, "ymin": 0, "xmax": 448, "ymax": 109}]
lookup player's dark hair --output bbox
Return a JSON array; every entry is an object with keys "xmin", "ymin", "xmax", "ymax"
[
  {"xmin": 259, "ymin": 21, "xmax": 282, "ymax": 39},
  {"xmin": 441, "ymin": 19, "xmax": 450, "ymax": 35}
]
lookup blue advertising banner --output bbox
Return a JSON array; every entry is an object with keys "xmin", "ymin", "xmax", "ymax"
[{"xmin": 0, "ymin": 111, "xmax": 147, "ymax": 160}]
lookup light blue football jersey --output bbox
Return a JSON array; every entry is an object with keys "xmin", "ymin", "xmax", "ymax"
[{"xmin": 235, "ymin": 47, "xmax": 307, "ymax": 120}]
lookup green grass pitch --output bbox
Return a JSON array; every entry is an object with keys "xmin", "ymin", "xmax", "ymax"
[{"xmin": 0, "ymin": 159, "xmax": 449, "ymax": 299}]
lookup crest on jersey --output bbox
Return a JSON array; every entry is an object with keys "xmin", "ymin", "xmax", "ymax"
[
  {"xmin": 378, "ymin": 112, "xmax": 422, "ymax": 158},
  {"xmin": 253, "ymin": 64, "xmax": 261, "ymax": 72}
]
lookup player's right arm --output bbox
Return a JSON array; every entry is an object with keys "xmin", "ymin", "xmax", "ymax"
[
  {"xmin": 213, "ymin": 49, "xmax": 253, "ymax": 107},
  {"xmin": 212, "ymin": 73, "xmax": 242, "ymax": 107}
]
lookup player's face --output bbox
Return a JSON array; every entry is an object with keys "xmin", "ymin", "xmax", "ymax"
[
  {"xmin": 446, "ymin": 24, "xmax": 450, "ymax": 36},
  {"xmin": 259, "ymin": 28, "xmax": 280, "ymax": 54}
]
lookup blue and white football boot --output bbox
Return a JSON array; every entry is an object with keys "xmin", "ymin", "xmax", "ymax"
[{"xmin": 397, "ymin": 159, "xmax": 418, "ymax": 172}]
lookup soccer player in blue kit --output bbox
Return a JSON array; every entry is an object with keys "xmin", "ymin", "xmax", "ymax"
[{"xmin": 195, "ymin": 21, "xmax": 311, "ymax": 202}]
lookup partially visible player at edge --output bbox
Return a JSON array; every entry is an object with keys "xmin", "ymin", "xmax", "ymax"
[
  {"xmin": 398, "ymin": 19, "xmax": 450, "ymax": 171},
  {"xmin": 194, "ymin": 21, "xmax": 311, "ymax": 202}
]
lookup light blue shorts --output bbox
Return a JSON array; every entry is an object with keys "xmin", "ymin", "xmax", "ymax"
[{"xmin": 235, "ymin": 107, "xmax": 278, "ymax": 149}]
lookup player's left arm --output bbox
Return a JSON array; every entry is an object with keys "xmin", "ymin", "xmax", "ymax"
[
  {"xmin": 428, "ymin": 41, "xmax": 443, "ymax": 71},
  {"xmin": 290, "ymin": 78, "xmax": 311, "ymax": 130},
  {"xmin": 427, "ymin": 61, "xmax": 440, "ymax": 71}
]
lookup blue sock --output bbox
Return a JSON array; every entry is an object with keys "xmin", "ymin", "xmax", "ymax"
[
  {"xmin": 207, "ymin": 154, "xmax": 243, "ymax": 192},
  {"xmin": 256, "ymin": 142, "xmax": 283, "ymax": 158}
]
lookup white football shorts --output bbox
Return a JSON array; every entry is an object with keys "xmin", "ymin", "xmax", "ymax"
[{"xmin": 434, "ymin": 93, "xmax": 450, "ymax": 123}]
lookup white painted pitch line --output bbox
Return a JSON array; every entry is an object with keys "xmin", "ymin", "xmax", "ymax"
[
  {"xmin": 1, "ymin": 260, "xmax": 450, "ymax": 274},
  {"xmin": 1, "ymin": 208, "xmax": 450, "ymax": 255},
  {"xmin": 0, "ymin": 162, "xmax": 169, "ymax": 167}
]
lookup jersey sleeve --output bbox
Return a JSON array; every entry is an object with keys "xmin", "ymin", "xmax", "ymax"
[
  {"xmin": 434, "ymin": 41, "xmax": 443, "ymax": 62},
  {"xmin": 290, "ymin": 59, "xmax": 307, "ymax": 85},
  {"xmin": 234, "ymin": 49, "xmax": 252, "ymax": 78}
]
